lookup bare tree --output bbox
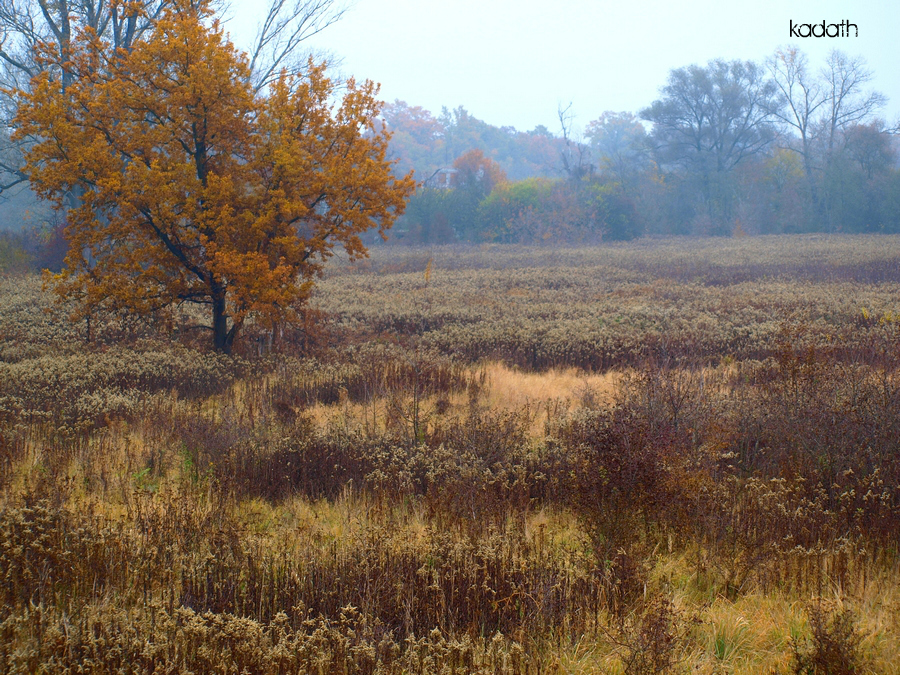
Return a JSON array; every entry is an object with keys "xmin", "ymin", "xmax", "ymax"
[
  {"xmin": 766, "ymin": 47, "xmax": 826, "ymax": 208},
  {"xmin": 766, "ymin": 48, "xmax": 885, "ymax": 225},
  {"xmin": 557, "ymin": 102, "xmax": 593, "ymax": 180}
]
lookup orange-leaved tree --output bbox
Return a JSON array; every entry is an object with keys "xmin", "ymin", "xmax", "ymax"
[
  {"xmin": 452, "ymin": 149, "xmax": 507, "ymax": 198},
  {"xmin": 12, "ymin": 0, "xmax": 415, "ymax": 353}
]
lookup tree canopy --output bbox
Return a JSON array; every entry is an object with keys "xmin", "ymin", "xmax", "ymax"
[{"xmin": 11, "ymin": 0, "xmax": 415, "ymax": 352}]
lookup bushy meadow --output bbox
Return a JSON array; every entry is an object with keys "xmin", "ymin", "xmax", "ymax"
[{"xmin": 1, "ymin": 235, "xmax": 899, "ymax": 673}]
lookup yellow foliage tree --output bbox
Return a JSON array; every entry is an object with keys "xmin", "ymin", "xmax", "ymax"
[{"xmin": 12, "ymin": 0, "xmax": 415, "ymax": 352}]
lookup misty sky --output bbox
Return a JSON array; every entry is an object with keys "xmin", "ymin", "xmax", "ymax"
[{"xmin": 226, "ymin": 0, "xmax": 899, "ymax": 134}]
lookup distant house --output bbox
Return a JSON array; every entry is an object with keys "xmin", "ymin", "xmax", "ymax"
[{"xmin": 423, "ymin": 168, "xmax": 457, "ymax": 189}]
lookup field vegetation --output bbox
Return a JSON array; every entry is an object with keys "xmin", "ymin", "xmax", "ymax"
[{"xmin": 2, "ymin": 234, "xmax": 900, "ymax": 673}]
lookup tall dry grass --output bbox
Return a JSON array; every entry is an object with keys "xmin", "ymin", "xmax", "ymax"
[{"xmin": 2, "ymin": 236, "xmax": 900, "ymax": 672}]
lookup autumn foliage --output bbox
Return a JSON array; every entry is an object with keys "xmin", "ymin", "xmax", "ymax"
[{"xmin": 12, "ymin": 0, "xmax": 415, "ymax": 352}]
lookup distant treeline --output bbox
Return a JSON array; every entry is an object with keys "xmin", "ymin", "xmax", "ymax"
[
  {"xmin": 3, "ymin": 48, "xmax": 898, "ymax": 271},
  {"xmin": 387, "ymin": 48, "xmax": 900, "ymax": 244}
]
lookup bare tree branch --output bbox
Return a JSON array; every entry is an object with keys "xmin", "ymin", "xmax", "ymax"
[
  {"xmin": 246, "ymin": 0, "xmax": 347, "ymax": 92},
  {"xmin": 820, "ymin": 50, "xmax": 886, "ymax": 153},
  {"xmin": 557, "ymin": 102, "xmax": 592, "ymax": 180}
]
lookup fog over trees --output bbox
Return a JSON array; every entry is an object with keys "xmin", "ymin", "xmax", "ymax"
[{"xmin": 388, "ymin": 50, "xmax": 897, "ymax": 244}]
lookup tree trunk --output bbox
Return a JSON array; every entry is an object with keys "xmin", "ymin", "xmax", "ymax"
[{"xmin": 212, "ymin": 291, "xmax": 238, "ymax": 354}]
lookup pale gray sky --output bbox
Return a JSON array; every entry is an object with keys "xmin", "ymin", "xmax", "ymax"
[{"xmin": 226, "ymin": 0, "xmax": 899, "ymax": 133}]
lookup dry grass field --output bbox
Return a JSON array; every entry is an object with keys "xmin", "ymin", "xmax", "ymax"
[{"xmin": 2, "ymin": 234, "xmax": 899, "ymax": 673}]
